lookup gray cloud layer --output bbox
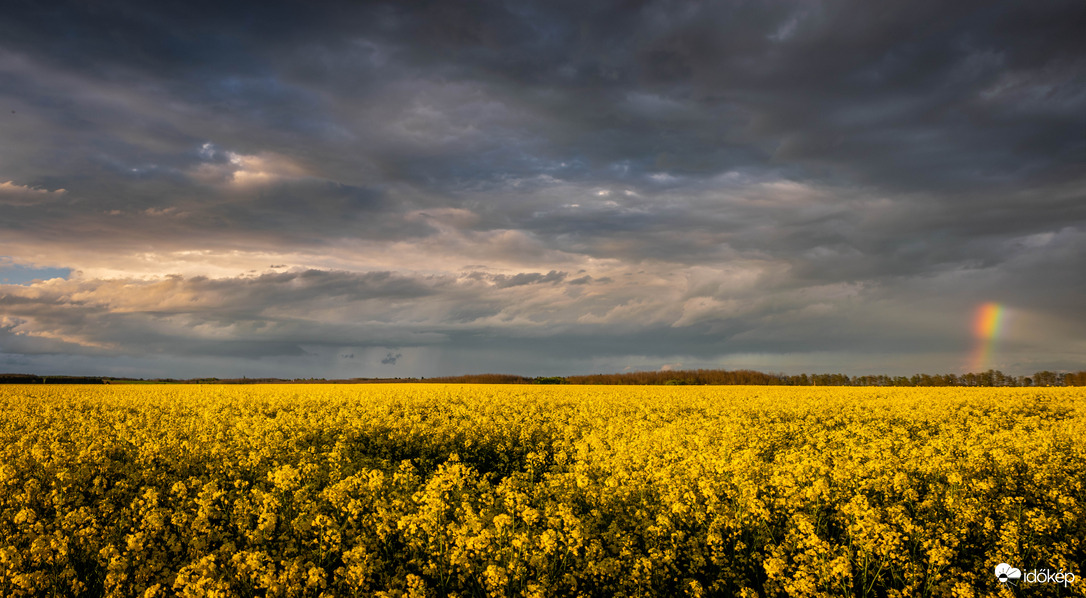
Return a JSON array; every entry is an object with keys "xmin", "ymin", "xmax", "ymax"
[{"xmin": 1, "ymin": 0, "xmax": 1083, "ymax": 377}]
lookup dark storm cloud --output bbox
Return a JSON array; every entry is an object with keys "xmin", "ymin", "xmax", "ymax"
[
  {"xmin": 6, "ymin": 0, "xmax": 1080, "ymax": 191},
  {"xmin": 0, "ymin": 270, "xmax": 438, "ymax": 356},
  {"xmin": 0, "ymin": 268, "xmax": 608, "ymax": 360},
  {"xmin": 1, "ymin": 0, "xmax": 1083, "ymax": 375},
  {"xmin": 491, "ymin": 270, "xmax": 566, "ymax": 288}
]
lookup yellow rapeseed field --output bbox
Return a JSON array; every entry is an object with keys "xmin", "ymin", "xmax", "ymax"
[{"xmin": 0, "ymin": 384, "xmax": 1082, "ymax": 597}]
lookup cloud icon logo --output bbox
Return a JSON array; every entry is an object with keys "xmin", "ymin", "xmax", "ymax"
[{"xmin": 995, "ymin": 563, "xmax": 1022, "ymax": 584}]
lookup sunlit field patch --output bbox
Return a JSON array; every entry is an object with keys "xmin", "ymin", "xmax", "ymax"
[{"xmin": 1, "ymin": 384, "xmax": 1083, "ymax": 597}]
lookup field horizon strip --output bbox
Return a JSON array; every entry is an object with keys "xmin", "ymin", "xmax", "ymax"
[{"xmin": 1, "ymin": 384, "xmax": 1083, "ymax": 597}]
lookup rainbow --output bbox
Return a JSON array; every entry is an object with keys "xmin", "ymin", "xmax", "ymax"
[
  {"xmin": 970, "ymin": 302, "xmax": 1005, "ymax": 371},
  {"xmin": 974, "ymin": 302, "xmax": 1004, "ymax": 341}
]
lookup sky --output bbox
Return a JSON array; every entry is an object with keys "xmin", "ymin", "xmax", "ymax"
[{"xmin": 1, "ymin": 0, "xmax": 1084, "ymax": 379}]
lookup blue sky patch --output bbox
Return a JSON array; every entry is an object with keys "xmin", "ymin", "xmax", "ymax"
[{"xmin": 0, "ymin": 261, "xmax": 71, "ymax": 285}]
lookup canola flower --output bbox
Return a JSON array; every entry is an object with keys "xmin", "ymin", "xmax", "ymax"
[{"xmin": 0, "ymin": 384, "xmax": 1083, "ymax": 597}]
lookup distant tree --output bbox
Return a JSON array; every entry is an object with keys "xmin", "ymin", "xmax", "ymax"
[
  {"xmin": 1033, "ymin": 371, "xmax": 1061, "ymax": 386},
  {"xmin": 0, "ymin": 374, "xmax": 43, "ymax": 384},
  {"xmin": 1065, "ymin": 371, "xmax": 1086, "ymax": 386}
]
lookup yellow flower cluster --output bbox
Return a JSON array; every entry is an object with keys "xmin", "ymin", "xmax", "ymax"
[{"xmin": 0, "ymin": 384, "xmax": 1082, "ymax": 597}]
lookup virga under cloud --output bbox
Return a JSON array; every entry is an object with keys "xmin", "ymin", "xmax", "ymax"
[{"xmin": 1, "ymin": 0, "xmax": 1083, "ymax": 377}]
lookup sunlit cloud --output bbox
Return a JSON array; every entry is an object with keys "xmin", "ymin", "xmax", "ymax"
[
  {"xmin": 191, "ymin": 144, "xmax": 311, "ymax": 188},
  {"xmin": 0, "ymin": 180, "xmax": 66, "ymax": 205}
]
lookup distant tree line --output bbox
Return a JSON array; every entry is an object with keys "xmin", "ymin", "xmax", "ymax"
[
  {"xmin": 565, "ymin": 369, "xmax": 783, "ymax": 385},
  {"xmin": 430, "ymin": 369, "xmax": 1086, "ymax": 387},
  {"xmin": 2, "ymin": 369, "xmax": 1084, "ymax": 386},
  {"xmin": 0, "ymin": 374, "xmax": 105, "ymax": 384},
  {"xmin": 562, "ymin": 368, "xmax": 1086, "ymax": 387},
  {"xmin": 420, "ymin": 373, "xmax": 533, "ymax": 384}
]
